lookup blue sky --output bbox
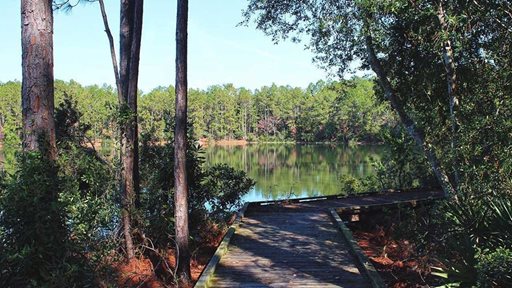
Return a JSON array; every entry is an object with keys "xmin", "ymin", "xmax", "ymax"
[{"xmin": 0, "ymin": 0, "xmax": 332, "ymax": 92}]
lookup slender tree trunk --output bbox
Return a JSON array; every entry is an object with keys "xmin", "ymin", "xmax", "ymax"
[
  {"xmin": 364, "ymin": 28, "xmax": 455, "ymax": 197},
  {"xmin": 437, "ymin": 2, "xmax": 460, "ymax": 189},
  {"xmin": 98, "ymin": 0, "xmax": 133, "ymax": 258},
  {"xmin": 118, "ymin": 0, "xmax": 144, "ymax": 260},
  {"xmin": 98, "ymin": 0, "xmax": 122, "ymax": 102},
  {"xmin": 174, "ymin": 0, "xmax": 192, "ymax": 285},
  {"xmin": 21, "ymin": 0, "xmax": 56, "ymax": 160}
]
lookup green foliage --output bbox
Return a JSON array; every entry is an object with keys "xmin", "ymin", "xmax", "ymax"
[
  {"xmin": 0, "ymin": 81, "xmax": 21, "ymax": 133},
  {"xmin": 139, "ymin": 122, "xmax": 255, "ymax": 249},
  {"xmin": 0, "ymin": 153, "xmax": 95, "ymax": 287},
  {"xmin": 201, "ymin": 164, "xmax": 255, "ymax": 220},
  {"xmin": 55, "ymin": 97, "xmax": 119, "ymax": 269},
  {"xmin": 0, "ymin": 96, "xmax": 118, "ymax": 287},
  {"xmin": 1, "ymin": 115, "xmax": 21, "ymax": 175},
  {"xmin": 373, "ymin": 126, "xmax": 435, "ymax": 190},
  {"xmin": 339, "ymin": 174, "xmax": 370, "ymax": 195},
  {"xmin": 139, "ymin": 86, "xmax": 175, "ymax": 140},
  {"xmin": 477, "ymin": 248, "xmax": 512, "ymax": 288},
  {"xmin": 54, "ymin": 80, "xmax": 117, "ymax": 140},
  {"xmin": 138, "ymin": 126, "xmax": 200, "ymax": 247},
  {"xmin": 58, "ymin": 147, "xmax": 118, "ymax": 253},
  {"xmin": 338, "ymin": 125, "xmax": 435, "ymax": 193},
  {"xmin": 0, "ymin": 78, "xmax": 392, "ymax": 147}
]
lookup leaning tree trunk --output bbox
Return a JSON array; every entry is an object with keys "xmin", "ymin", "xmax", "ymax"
[
  {"xmin": 174, "ymin": 0, "xmax": 192, "ymax": 285},
  {"xmin": 364, "ymin": 25, "xmax": 455, "ymax": 198},
  {"xmin": 118, "ymin": 0, "xmax": 144, "ymax": 260},
  {"xmin": 21, "ymin": 0, "xmax": 57, "ymax": 160}
]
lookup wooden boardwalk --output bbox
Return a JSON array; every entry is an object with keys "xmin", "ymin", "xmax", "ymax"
[{"xmin": 197, "ymin": 190, "xmax": 443, "ymax": 288}]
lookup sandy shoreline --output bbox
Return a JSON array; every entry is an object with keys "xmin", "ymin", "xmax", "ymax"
[{"xmin": 198, "ymin": 138, "xmax": 249, "ymax": 147}]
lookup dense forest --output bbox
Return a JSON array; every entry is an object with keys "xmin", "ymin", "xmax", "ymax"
[{"xmin": 0, "ymin": 77, "xmax": 393, "ymax": 146}]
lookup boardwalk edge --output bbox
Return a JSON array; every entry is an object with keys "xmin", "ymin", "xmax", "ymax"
[
  {"xmin": 330, "ymin": 209, "xmax": 386, "ymax": 288},
  {"xmin": 194, "ymin": 203, "xmax": 249, "ymax": 288}
]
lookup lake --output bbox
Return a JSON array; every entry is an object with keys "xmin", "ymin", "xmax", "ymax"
[
  {"xmin": 0, "ymin": 143, "xmax": 388, "ymax": 202},
  {"xmin": 203, "ymin": 143, "xmax": 387, "ymax": 202}
]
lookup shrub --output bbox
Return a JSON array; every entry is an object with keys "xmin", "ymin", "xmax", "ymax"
[
  {"xmin": 339, "ymin": 174, "xmax": 378, "ymax": 195},
  {"xmin": 477, "ymin": 248, "xmax": 512, "ymax": 287},
  {"xmin": 373, "ymin": 125, "xmax": 435, "ymax": 190},
  {"xmin": 201, "ymin": 164, "xmax": 255, "ymax": 221},
  {"xmin": 339, "ymin": 174, "xmax": 363, "ymax": 195},
  {"xmin": 0, "ymin": 96, "xmax": 118, "ymax": 287},
  {"xmin": 0, "ymin": 153, "xmax": 95, "ymax": 287}
]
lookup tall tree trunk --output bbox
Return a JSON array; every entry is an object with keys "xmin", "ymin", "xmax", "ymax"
[
  {"xmin": 364, "ymin": 26, "xmax": 455, "ymax": 197},
  {"xmin": 118, "ymin": 0, "xmax": 144, "ymax": 260},
  {"xmin": 128, "ymin": 1, "xmax": 143, "ymax": 211},
  {"xmin": 174, "ymin": 0, "xmax": 192, "ymax": 285},
  {"xmin": 437, "ymin": 1, "xmax": 460, "ymax": 189},
  {"xmin": 21, "ymin": 0, "xmax": 56, "ymax": 160}
]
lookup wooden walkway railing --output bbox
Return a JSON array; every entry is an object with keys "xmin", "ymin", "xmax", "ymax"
[{"xmin": 195, "ymin": 190, "xmax": 443, "ymax": 288}]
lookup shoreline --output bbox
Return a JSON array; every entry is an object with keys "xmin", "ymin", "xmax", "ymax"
[
  {"xmin": 0, "ymin": 139, "xmax": 385, "ymax": 150},
  {"xmin": 197, "ymin": 138, "xmax": 383, "ymax": 147}
]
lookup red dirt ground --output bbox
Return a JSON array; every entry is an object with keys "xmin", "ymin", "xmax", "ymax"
[
  {"xmin": 351, "ymin": 226, "xmax": 443, "ymax": 287},
  {"xmin": 114, "ymin": 223, "xmax": 226, "ymax": 288}
]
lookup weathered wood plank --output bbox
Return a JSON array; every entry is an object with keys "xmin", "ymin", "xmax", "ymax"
[
  {"xmin": 195, "ymin": 203, "xmax": 249, "ymax": 288},
  {"xmin": 195, "ymin": 190, "xmax": 444, "ymax": 288},
  {"xmin": 209, "ymin": 211, "xmax": 368, "ymax": 287}
]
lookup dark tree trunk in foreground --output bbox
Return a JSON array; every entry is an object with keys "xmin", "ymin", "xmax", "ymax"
[
  {"xmin": 21, "ymin": 0, "xmax": 56, "ymax": 160},
  {"xmin": 119, "ymin": 0, "xmax": 144, "ymax": 260},
  {"xmin": 98, "ymin": 0, "xmax": 143, "ymax": 259},
  {"xmin": 174, "ymin": 0, "xmax": 192, "ymax": 285}
]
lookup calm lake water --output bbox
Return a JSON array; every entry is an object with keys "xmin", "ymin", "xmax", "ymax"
[
  {"xmin": 204, "ymin": 144, "xmax": 387, "ymax": 202},
  {"xmin": 0, "ymin": 143, "xmax": 388, "ymax": 203}
]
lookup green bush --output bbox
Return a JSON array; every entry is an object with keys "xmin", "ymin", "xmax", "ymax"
[
  {"xmin": 373, "ymin": 125, "xmax": 436, "ymax": 190},
  {"xmin": 0, "ymin": 153, "xmax": 95, "ymax": 287},
  {"xmin": 0, "ymin": 97, "xmax": 119, "ymax": 287},
  {"xmin": 55, "ymin": 95, "xmax": 119, "ymax": 262},
  {"xmin": 201, "ymin": 164, "xmax": 255, "ymax": 221},
  {"xmin": 477, "ymin": 248, "xmax": 512, "ymax": 287},
  {"xmin": 339, "ymin": 174, "xmax": 378, "ymax": 195},
  {"xmin": 339, "ymin": 174, "xmax": 364, "ymax": 195}
]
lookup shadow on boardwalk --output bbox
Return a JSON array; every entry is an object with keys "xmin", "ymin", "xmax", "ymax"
[{"xmin": 199, "ymin": 190, "xmax": 443, "ymax": 288}]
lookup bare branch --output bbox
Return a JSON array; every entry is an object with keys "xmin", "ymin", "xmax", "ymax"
[{"xmin": 97, "ymin": 0, "xmax": 123, "ymax": 102}]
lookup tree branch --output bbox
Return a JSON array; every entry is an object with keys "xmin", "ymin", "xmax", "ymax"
[{"xmin": 98, "ymin": 0, "xmax": 123, "ymax": 103}]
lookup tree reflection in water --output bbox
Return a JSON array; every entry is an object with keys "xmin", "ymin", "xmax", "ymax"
[{"xmin": 204, "ymin": 143, "xmax": 387, "ymax": 202}]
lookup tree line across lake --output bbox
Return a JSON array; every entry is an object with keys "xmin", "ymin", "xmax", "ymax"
[{"xmin": 0, "ymin": 77, "xmax": 394, "ymax": 146}]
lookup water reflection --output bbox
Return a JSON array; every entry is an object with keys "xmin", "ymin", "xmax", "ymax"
[
  {"xmin": 0, "ymin": 143, "xmax": 387, "ymax": 202},
  {"xmin": 203, "ymin": 144, "xmax": 387, "ymax": 202}
]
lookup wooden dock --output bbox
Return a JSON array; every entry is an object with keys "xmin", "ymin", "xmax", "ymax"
[{"xmin": 196, "ymin": 190, "xmax": 443, "ymax": 288}]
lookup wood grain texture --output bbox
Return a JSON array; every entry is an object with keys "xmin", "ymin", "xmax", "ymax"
[
  {"xmin": 212, "ymin": 212, "xmax": 367, "ymax": 287},
  {"xmin": 201, "ymin": 190, "xmax": 443, "ymax": 288}
]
